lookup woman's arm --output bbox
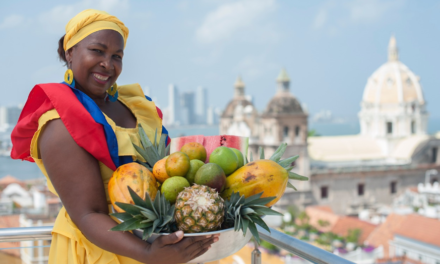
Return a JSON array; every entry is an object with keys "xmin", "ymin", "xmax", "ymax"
[{"xmin": 39, "ymin": 119, "xmax": 217, "ymax": 263}]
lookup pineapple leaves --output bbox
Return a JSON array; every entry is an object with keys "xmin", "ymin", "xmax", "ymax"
[
  {"xmin": 248, "ymin": 221, "xmax": 260, "ymax": 244},
  {"xmin": 115, "ymin": 202, "xmax": 142, "ymax": 215},
  {"xmin": 111, "ymin": 213, "xmax": 133, "ymax": 221},
  {"xmin": 111, "ymin": 186, "xmax": 176, "ymax": 240},
  {"xmin": 225, "ymin": 192, "xmax": 281, "ymax": 245},
  {"xmin": 128, "ymin": 187, "xmax": 148, "ymax": 208},
  {"xmin": 241, "ymin": 217, "xmax": 249, "ymax": 236},
  {"xmin": 134, "ymin": 124, "xmax": 169, "ymax": 170},
  {"xmin": 269, "ymin": 143, "xmax": 287, "ymax": 162},
  {"xmin": 288, "ymin": 171, "xmax": 309, "ymax": 181},
  {"xmin": 249, "ymin": 214, "xmax": 270, "ymax": 233},
  {"xmin": 278, "ymin": 155, "xmax": 299, "ymax": 168},
  {"xmin": 259, "ymin": 147, "xmax": 264, "ymax": 160},
  {"xmin": 287, "ymin": 181, "xmax": 297, "ymax": 190}
]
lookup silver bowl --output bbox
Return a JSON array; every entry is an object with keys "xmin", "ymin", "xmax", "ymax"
[{"xmin": 133, "ymin": 227, "xmax": 252, "ymax": 263}]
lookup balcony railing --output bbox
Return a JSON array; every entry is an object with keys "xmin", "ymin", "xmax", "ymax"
[{"xmin": 0, "ymin": 226, "xmax": 355, "ymax": 264}]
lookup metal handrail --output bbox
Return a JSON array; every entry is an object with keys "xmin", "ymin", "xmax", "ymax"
[
  {"xmin": 258, "ymin": 226, "xmax": 355, "ymax": 264},
  {"xmin": 0, "ymin": 226, "xmax": 52, "ymax": 243},
  {"xmin": 0, "ymin": 226, "xmax": 355, "ymax": 264}
]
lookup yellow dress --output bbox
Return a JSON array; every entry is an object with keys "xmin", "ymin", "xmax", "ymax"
[{"xmin": 30, "ymin": 84, "xmax": 163, "ymax": 264}]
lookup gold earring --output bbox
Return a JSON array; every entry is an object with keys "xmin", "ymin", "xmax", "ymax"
[
  {"xmin": 63, "ymin": 69, "xmax": 75, "ymax": 88},
  {"xmin": 107, "ymin": 83, "xmax": 119, "ymax": 102}
]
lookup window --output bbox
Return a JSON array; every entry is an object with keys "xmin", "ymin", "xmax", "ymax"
[
  {"xmin": 411, "ymin": 121, "xmax": 416, "ymax": 134},
  {"xmin": 283, "ymin": 126, "xmax": 289, "ymax": 138},
  {"xmin": 390, "ymin": 181, "xmax": 397, "ymax": 194},
  {"xmin": 295, "ymin": 126, "xmax": 300, "ymax": 137},
  {"xmin": 357, "ymin": 183, "xmax": 365, "ymax": 196},
  {"xmin": 432, "ymin": 147, "xmax": 438, "ymax": 164},
  {"xmin": 320, "ymin": 186, "xmax": 328, "ymax": 199},
  {"xmin": 386, "ymin": 122, "xmax": 393, "ymax": 135}
]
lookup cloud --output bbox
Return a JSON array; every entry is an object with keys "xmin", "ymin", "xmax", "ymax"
[
  {"xmin": 0, "ymin": 15, "xmax": 25, "ymax": 30},
  {"xmin": 348, "ymin": 0, "xmax": 404, "ymax": 24},
  {"xmin": 38, "ymin": 0, "xmax": 129, "ymax": 33},
  {"xmin": 234, "ymin": 55, "xmax": 278, "ymax": 80},
  {"xmin": 196, "ymin": 0, "xmax": 276, "ymax": 45},
  {"xmin": 312, "ymin": 0, "xmax": 405, "ymax": 31},
  {"xmin": 313, "ymin": 8, "xmax": 328, "ymax": 30}
]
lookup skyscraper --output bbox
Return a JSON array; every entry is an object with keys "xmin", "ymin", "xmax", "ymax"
[
  {"xmin": 168, "ymin": 84, "xmax": 180, "ymax": 126},
  {"xmin": 195, "ymin": 86, "xmax": 208, "ymax": 124},
  {"xmin": 181, "ymin": 91, "xmax": 195, "ymax": 125}
]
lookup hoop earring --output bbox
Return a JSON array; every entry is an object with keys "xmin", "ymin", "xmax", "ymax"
[
  {"xmin": 107, "ymin": 83, "xmax": 119, "ymax": 102},
  {"xmin": 64, "ymin": 69, "xmax": 75, "ymax": 88}
]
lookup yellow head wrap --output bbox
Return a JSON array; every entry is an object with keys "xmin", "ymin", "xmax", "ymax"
[{"xmin": 63, "ymin": 9, "xmax": 129, "ymax": 51}]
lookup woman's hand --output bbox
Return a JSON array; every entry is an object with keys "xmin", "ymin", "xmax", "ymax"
[{"xmin": 142, "ymin": 231, "xmax": 219, "ymax": 264}]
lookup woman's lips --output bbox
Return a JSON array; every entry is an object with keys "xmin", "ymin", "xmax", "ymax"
[{"xmin": 92, "ymin": 73, "xmax": 110, "ymax": 84}]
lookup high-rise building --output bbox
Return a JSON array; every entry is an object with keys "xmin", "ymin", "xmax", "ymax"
[
  {"xmin": 7, "ymin": 106, "xmax": 21, "ymax": 125},
  {"xmin": 195, "ymin": 86, "xmax": 208, "ymax": 124},
  {"xmin": 181, "ymin": 91, "xmax": 195, "ymax": 125},
  {"xmin": 168, "ymin": 84, "xmax": 180, "ymax": 126}
]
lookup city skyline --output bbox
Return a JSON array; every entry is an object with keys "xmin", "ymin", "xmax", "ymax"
[{"xmin": 1, "ymin": 0, "xmax": 440, "ymax": 121}]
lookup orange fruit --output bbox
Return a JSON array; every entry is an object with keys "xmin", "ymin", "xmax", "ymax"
[
  {"xmin": 166, "ymin": 152, "xmax": 190, "ymax": 177},
  {"xmin": 180, "ymin": 142, "xmax": 207, "ymax": 162},
  {"xmin": 153, "ymin": 157, "xmax": 170, "ymax": 183}
]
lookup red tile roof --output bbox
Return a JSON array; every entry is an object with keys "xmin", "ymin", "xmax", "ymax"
[
  {"xmin": 305, "ymin": 206, "xmax": 339, "ymax": 233},
  {"xmin": 305, "ymin": 206, "xmax": 376, "ymax": 243},
  {"xmin": 331, "ymin": 216, "xmax": 377, "ymax": 244},
  {"xmin": 0, "ymin": 215, "xmax": 21, "ymax": 257},
  {"xmin": 393, "ymin": 214, "xmax": 440, "ymax": 248},
  {"xmin": 365, "ymin": 214, "xmax": 407, "ymax": 257},
  {"xmin": 0, "ymin": 176, "xmax": 24, "ymax": 188}
]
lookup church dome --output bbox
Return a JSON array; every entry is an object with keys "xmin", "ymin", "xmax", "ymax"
[
  {"xmin": 264, "ymin": 95, "xmax": 304, "ymax": 115},
  {"xmin": 362, "ymin": 36, "xmax": 424, "ymax": 105},
  {"xmin": 263, "ymin": 69, "xmax": 305, "ymax": 115},
  {"xmin": 222, "ymin": 76, "xmax": 257, "ymax": 118}
]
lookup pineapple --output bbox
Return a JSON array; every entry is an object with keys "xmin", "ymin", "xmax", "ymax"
[
  {"xmin": 110, "ymin": 187, "xmax": 177, "ymax": 240},
  {"xmin": 175, "ymin": 185, "xmax": 225, "ymax": 233},
  {"xmin": 133, "ymin": 125, "xmax": 170, "ymax": 171},
  {"xmin": 223, "ymin": 192, "xmax": 283, "ymax": 244}
]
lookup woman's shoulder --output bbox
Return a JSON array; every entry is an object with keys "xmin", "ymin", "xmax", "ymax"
[{"xmin": 118, "ymin": 83, "xmax": 146, "ymax": 98}]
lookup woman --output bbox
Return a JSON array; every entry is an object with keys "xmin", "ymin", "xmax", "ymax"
[{"xmin": 11, "ymin": 9, "xmax": 218, "ymax": 264}]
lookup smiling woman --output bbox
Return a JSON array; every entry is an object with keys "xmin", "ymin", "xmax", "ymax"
[{"xmin": 9, "ymin": 9, "xmax": 218, "ymax": 264}]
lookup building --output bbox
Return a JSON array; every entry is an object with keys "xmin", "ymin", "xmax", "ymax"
[
  {"xmin": 195, "ymin": 86, "xmax": 208, "ymax": 124},
  {"xmin": 220, "ymin": 36, "xmax": 440, "ymax": 215},
  {"xmin": 180, "ymin": 91, "xmax": 196, "ymax": 125},
  {"xmin": 220, "ymin": 71, "xmax": 311, "ymax": 202},
  {"xmin": 168, "ymin": 84, "xmax": 180, "ymax": 126},
  {"xmin": 303, "ymin": 36, "xmax": 440, "ymax": 214},
  {"xmin": 367, "ymin": 214, "xmax": 440, "ymax": 263}
]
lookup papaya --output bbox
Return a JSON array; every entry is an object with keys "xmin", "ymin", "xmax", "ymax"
[
  {"xmin": 221, "ymin": 160, "xmax": 288, "ymax": 207},
  {"xmin": 108, "ymin": 162, "xmax": 158, "ymax": 213},
  {"xmin": 221, "ymin": 144, "xmax": 309, "ymax": 207}
]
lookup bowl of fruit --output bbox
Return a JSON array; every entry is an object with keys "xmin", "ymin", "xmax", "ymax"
[{"xmin": 108, "ymin": 126, "xmax": 308, "ymax": 263}]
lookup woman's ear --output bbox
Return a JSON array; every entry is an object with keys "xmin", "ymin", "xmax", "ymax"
[{"xmin": 65, "ymin": 48, "xmax": 73, "ymax": 67}]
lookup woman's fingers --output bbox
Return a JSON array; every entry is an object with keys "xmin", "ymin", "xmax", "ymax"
[
  {"xmin": 155, "ymin": 231, "xmax": 184, "ymax": 247},
  {"xmin": 179, "ymin": 235, "xmax": 212, "ymax": 249},
  {"xmin": 189, "ymin": 245, "xmax": 211, "ymax": 261},
  {"xmin": 185, "ymin": 235, "xmax": 218, "ymax": 259}
]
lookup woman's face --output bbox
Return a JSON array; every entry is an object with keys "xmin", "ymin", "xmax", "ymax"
[{"xmin": 66, "ymin": 30, "xmax": 124, "ymax": 99}]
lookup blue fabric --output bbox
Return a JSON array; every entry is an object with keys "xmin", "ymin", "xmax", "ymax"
[
  {"xmin": 62, "ymin": 82, "xmax": 120, "ymax": 168},
  {"xmin": 119, "ymin": 155, "xmax": 134, "ymax": 166},
  {"xmin": 60, "ymin": 82, "xmax": 169, "ymax": 168}
]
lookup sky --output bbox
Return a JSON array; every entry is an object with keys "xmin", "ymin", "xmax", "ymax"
[{"xmin": 1, "ymin": 0, "xmax": 440, "ymax": 121}]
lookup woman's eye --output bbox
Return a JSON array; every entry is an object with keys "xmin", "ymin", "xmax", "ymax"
[
  {"xmin": 92, "ymin": 49, "xmax": 102, "ymax": 53},
  {"xmin": 113, "ymin": 55, "xmax": 122, "ymax": 59}
]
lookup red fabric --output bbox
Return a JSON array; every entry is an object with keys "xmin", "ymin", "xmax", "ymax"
[{"xmin": 11, "ymin": 83, "xmax": 116, "ymax": 170}]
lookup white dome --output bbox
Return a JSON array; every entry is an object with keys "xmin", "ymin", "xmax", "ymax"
[{"xmin": 362, "ymin": 36, "xmax": 424, "ymax": 105}]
